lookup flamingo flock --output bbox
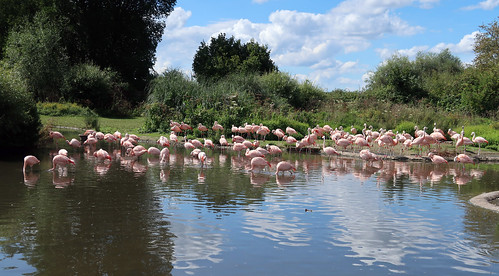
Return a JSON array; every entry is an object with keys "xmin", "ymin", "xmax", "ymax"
[{"xmin": 24, "ymin": 121, "xmax": 491, "ymax": 180}]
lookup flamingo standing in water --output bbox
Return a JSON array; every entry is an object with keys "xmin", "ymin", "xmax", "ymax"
[
  {"xmin": 428, "ymin": 152, "xmax": 447, "ymax": 164},
  {"xmin": 23, "ymin": 155, "xmax": 40, "ymax": 173},
  {"xmin": 322, "ymin": 136, "xmax": 339, "ymax": 158},
  {"xmin": 49, "ymin": 154, "xmax": 75, "ymax": 171},
  {"xmin": 454, "ymin": 153, "xmax": 474, "ymax": 169},
  {"xmin": 249, "ymin": 157, "xmax": 271, "ymax": 172},
  {"xmin": 275, "ymin": 161, "xmax": 296, "ymax": 175},
  {"xmin": 471, "ymin": 132, "xmax": 488, "ymax": 155}
]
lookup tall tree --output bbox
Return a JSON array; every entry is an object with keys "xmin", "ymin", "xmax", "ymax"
[
  {"xmin": 473, "ymin": 17, "xmax": 499, "ymax": 69},
  {"xmin": 193, "ymin": 33, "xmax": 278, "ymax": 83},
  {"xmin": 54, "ymin": 0, "xmax": 176, "ymax": 98}
]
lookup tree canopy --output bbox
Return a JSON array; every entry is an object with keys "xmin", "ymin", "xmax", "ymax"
[
  {"xmin": 0, "ymin": 0, "xmax": 177, "ymax": 95},
  {"xmin": 192, "ymin": 33, "xmax": 278, "ymax": 83},
  {"xmin": 473, "ymin": 16, "xmax": 499, "ymax": 70}
]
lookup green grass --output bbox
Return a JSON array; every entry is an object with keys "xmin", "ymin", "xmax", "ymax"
[{"xmin": 41, "ymin": 115, "xmax": 146, "ymax": 134}]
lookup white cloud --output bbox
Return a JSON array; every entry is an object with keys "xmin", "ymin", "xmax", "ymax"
[
  {"xmin": 154, "ymin": 1, "xmax": 426, "ymax": 89},
  {"xmin": 462, "ymin": 0, "xmax": 499, "ymax": 10},
  {"xmin": 431, "ymin": 31, "xmax": 478, "ymax": 54},
  {"xmin": 252, "ymin": 0, "xmax": 270, "ymax": 3}
]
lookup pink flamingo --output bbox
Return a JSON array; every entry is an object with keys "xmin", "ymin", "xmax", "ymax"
[
  {"xmin": 94, "ymin": 149, "xmax": 112, "ymax": 161},
  {"xmin": 454, "ymin": 153, "xmax": 474, "ymax": 164},
  {"xmin": 147, "ymin": 146, "xmax": 161, "ymax": 156},
  {"xmin": 428, "ymin": 152, "xmax": 447, "ymax": 164},
  {"xmin": 157, "ymin": 136, "xmax": 170, "ymax": 147},
  {"xmin": 266, "ymin": 144, "xmax": 282, "ymax": 155},
  {"xmin": 242, "ymin": 140, "xmax": 254, "ymax": 149},
  {"xmin": 232, "ymin": 142, "xmax": 247, "ymax": 156},
  {"xmin": 286, "ymin": 127, "xmax": 298, "ymax": 136},
  {"xmin": 160, "ymin": 147, "xmax": 170, "ymax": 163},
  {"xmin": 212, "ymin": 121, "xmax": 224, "ymax": 131},
  {"xmin": 198, "ymin": 151, "xmax": 207, "ymax": 167},
  {"xmin": 58, "ymin": 149, "xmax": 68, "ymax": 156},
  {"xmin": 275, "ymin": 161, "xmax": 296, "ymax": 175},
  {"xmin": 471, "ymin": 132, "xmax": 488, "ymax": 155},
  {"xmin": 219, "ymin": 135, "xmax": 229, "ymax": 147},
  {"xmin": 272, "ymin": 129, "xmax": 285, "ymax": 140},
  {"xmin": 129, "ymin": 145, "xmax": 148, "ymax": 158},
  {"xmin": 250, "ymin": 157, "xmax": 271, "ymax": 172},
  {"xmin": 359, "ymin": 149, "xmax": 378, "ymax": 162},
  {"xmin": 245, "ymin": 148, "xmax": 265, "ymax": 159},
  {"xmin": 49, "ymin": 154, "xmax": 75, "ymax": 171},
  {"xmin": 23, "ymin": 155, "xmax": 40, "ymax": 173},
  {"xmin": 190, "ymin": 139, "xmax": 203, "ymax": 148},
  {"xmin": 322, "ymin": 136, "xmax": 339, "ymax": 158},
  {"xmin": 204, "ymin": 139, "xmax": 215, "ymax": 149},
  {"xmin": 66, "ymin": 139, "xmax": 81, "ymax": 148},
  {"xmin": 455, "ymin": 126, "xmax": 473, "ymax": 153},
  {"xmin": 184, "ymin": 141, "xmax": 196, "ymax": 150}
]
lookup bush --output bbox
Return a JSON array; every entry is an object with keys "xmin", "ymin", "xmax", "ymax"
[
  {"xmin": 63, "ymin": 63, "xmax": 130, "ymax": 116},
  {"xmin": 0, "ymin": 65, "xmax": 41, "ymax": 149},
  {"xmin": 37, "ymin": 102, "xmax": 89, "ymax": 116}
]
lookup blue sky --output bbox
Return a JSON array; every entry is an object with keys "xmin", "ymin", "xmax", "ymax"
[{"xmin": 154, "ymin": 0, "xmax": 499, "ymax": 91}]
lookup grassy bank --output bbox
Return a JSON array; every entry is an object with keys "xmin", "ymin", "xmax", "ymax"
[{"xmin": 41, "ymin": 115, "xmax": 146, "ymax": 135}]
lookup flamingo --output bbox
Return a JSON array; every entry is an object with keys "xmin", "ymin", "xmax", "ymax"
[
  {"xmin": 286, "ymin": 127, "xmax": 298, "ymax": 136},
  {"xmin": 184, "ymin": 141, "xmax": 196, "ymax": 150},
  {"xmin": 245, "ymin": 148, "xmax": 265, "ymax": 159},
  {"xmin": 212, "ymin": 121, "xmax": 224, "ymax": 131},
  {"xmin": 23, "ymin": 155, "xmax": 40, "ymax": 173},
  {"xmin": 272, "ymin": 129, "xmax": 285, "ymax": 140},
  {"xmin": 428, "ymin": 152, "xmax": 447, "ymax": 164},
  {"xmin": 67, "ymin": 139, "xmax": 81, "ymax": 148},
  {"xmin": 322, "ymin": 136, "xmax": 339, "ymax": 158},
  {"xmin": 49, "ymin": 154, "xmax": 75, "ymax": 171},
  {"xmin": 454, "ymin": 153, "xmax": 474, "ymax": 167},
  {"xmin": 58, "ymin": 149, "xmax": 68, "ymax": 156},
  {"xmin": 219, "ymin": 135, "xmax": 229, "ymax": 147},
  {"xmin": 198, "ymin": 151, "xmax": 207, "ymax": 167},
  {"xmin": 250, "ymin": 157, "xmax": 271, "ymax": 172},
  {"xmin": 359, "ymin": 149, "xmax": 378, "ymax": 162},
  {"xmin": 232, "ymin": 143, "xmax": 247, "ymax": 156},
  {"xmin": 266, "ymin": 144, "xmax": 282, "ymax": 155},
  {"xmin": 147, "ymin": 146, "xmax": 161, "ymax": 156},
  {"xmin": 94, "ymin": 149, "xmax": 112, "ymax": 161},
  {"xmin": 275, "ymin": 161, "xmax": 296, "ymax": 175},
  {"xmin": 204, "ymin": 139, "xmax": 215, "ymax": 149},
  {"xmin": 157, "ymin": 136, "xmax": 170, "ymax": 147},
  {"xmin": 160, "ymin": 147, "xmax": 170, "ymax": 163},
  {"xmin": 471, "ymin": 132, "xmax": 488, "ymax": 155}
]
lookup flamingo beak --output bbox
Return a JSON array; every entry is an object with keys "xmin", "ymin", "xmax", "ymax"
[{"xmin": 69, "ymin": 159, "xmax": 75, "ymax": 165}]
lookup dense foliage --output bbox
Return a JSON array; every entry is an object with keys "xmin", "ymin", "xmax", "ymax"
[
  {"xmin": 193, "ymin": 33, "xmax": 278, "ymax": 83},
  {"xmin": 0, "ymin": 65, "xmax": 41, "ymax": 149},
  {"xmin": 0, "ymin": 0, "xmax": 176, "ymax": 102}
]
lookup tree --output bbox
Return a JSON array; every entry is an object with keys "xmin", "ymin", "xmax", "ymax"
[
  {"xmin": 192, "ymin": 33, "xmax": 278, "ymax": 83},
  {"xmin": 3, "ymin": 11, "xmax": 69, "ymax": 101},
  {"xmin": 0, "ymin": 64, "xmax": 41, "ymax": 149},
  {"xmin": 1, "ymin": 0, "xmax": 177, "ymax": 101},
  {"xmin": 53, "ymin": 0, "xmax": 177, "ymax": 98},
  {"xmin": 473, "ymin": 17, "xmax": 499, "ymax": 69}
]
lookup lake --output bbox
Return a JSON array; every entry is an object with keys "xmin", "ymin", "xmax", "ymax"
[{"xmin": 1, "ymin": 140, "xmax": 499, "ymax": 275}]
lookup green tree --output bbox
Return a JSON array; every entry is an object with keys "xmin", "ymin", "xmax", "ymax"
[
  {"xmin": 192, "ymin": 33, "xmax": 278, "ymax": 83},
  {"xmin": 365, "ymin": 54, "xmax": 425, "ymax": 103},
  {"xmin": 0, "ymin": 64, "xmax": 41, "ymax": 149},
  {"xmin": 3, "ymin": 11, "xmax": 68, "ymax": 101},
  {"xmin": 0, "ymin": 0, "xmax": 42, "ymax": 59},
  {"xmin": 473, "ymin": 17, "xmax": 499, "ymax": 69},
  {"xmin": 58, "ymin": 0, "xmax": 176, "ymax": 97}
]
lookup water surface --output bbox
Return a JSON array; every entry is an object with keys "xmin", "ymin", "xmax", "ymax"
[{"xmin": 1, "ymin": 142, "xmax": 499, "ymax": 275}]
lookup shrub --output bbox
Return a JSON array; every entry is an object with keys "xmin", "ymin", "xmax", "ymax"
[
  {"xmin": 37, "ymin": 102, "xmax": 89, "ymax": 116},
  {"xmin": 0, "ymin": 65, "xmax": 41, "ymax": 149}
]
